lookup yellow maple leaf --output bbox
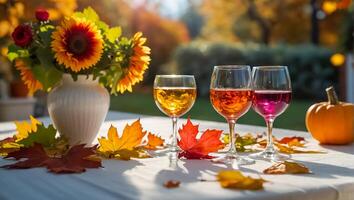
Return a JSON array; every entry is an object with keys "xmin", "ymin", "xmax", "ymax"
[
  {"xmin": 14, "ymin": 115, "xmax": 42, "ymax": 141},
  {"xmin": 263, "ymin": 161, "xmax": 311, "ymax": 174},
  {"xmin": 0, "ymin": 137, "xmax": 21, "ymax": 156},
  {"xmin": 98, "ymin": 119, "xmax": 149, "ymax": 160},
  {"xmin": 217, "ymin": 170, "xmax": 265, "ymax": 190}
]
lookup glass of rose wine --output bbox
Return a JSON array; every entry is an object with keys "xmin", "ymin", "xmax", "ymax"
[
  {"xmin": 210, "ymin": 65, "xmax": 255, "ymax": 166},
  {"xmin": 250, "ymin": 66, "xmax": 292, "ymax": 161},
  {"xmin": 153, "ymin": 75, "xmax": 197, "ymax": 152}
]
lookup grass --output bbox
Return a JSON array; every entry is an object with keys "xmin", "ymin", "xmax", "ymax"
[{"xmin": 110, "ymin": 92, "xmax": 315, "ymax": 131}]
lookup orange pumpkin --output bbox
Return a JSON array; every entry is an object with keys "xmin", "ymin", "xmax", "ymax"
[{"xmin": 306, "ymin": 86, "xmax": 354, "ymax": 145}]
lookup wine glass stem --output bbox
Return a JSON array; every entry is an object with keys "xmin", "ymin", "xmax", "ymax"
[
  {"xmin": 170, "ymin": 117, "xmax": 178, "ymax": 152},
  {"xmin": 265, "ymin": 118, "xmax": 275, "ymax": 153},
  {"xmin": 227, "ymin": 119, "xmax": 237, "ymax": 155}
]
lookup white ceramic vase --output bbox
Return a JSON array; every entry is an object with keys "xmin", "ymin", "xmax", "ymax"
[{"xmin": 47, "ymin": 74, "xmax": 110, "ymax": 145}]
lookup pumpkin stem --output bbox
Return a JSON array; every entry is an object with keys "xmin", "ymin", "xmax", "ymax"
[{"xmin": 326, "ymin": 86, "xmax": 339, "ymax": 105}]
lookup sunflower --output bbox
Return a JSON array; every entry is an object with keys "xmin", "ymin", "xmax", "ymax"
[
  {"xmin": 15, "ymin": 60, "xmax": 43, "ymax": 95},
  {"xmin": 116, "ymin": 32, "xmax": 151, "ymax": 93},
  {"xmin": 51, "ymin": 17, "xmax": 103, "ymax": 72}
]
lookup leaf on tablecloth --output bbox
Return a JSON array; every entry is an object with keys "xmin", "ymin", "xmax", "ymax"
[
  {"xmin": 17, "ymin": 124, "xmax": 57, "ymax": 147},
  {"xmin": 97, "ymin": 119, "xmax": 150, "ymax": 160},
  {"xmin": 2, "ymin": 143, "xmax": 101, "ymax": 173},
  {"xmin": 144, "ymin": 133, "xmax": 165, "ymax": 150},
  {"xmin": 278, "ymin": 136, "xmax": 305, "ymax": 147},
  {"xmin": 2, "ymin": 143, "xmax": 49, "ymax": 168},
  {"xmin": 263, "ymin": 161, "xmax": 311, "ymax": 174},
  {"xmin": 278, "ymin": 136, "xmax": 305, "ymax": 144},
  {"xmin": 227, "ymin": 133, "xmax": 325, "ymax": 154},
  {"xmin": 217, "ymin": 170, "xmax": 265, "ymax": 190},
  {"xmin": 177, "ymin": 118, "xmax": 224, "ymax": 159},
  {"xmin": 163, "ymin": 180, "xmax": 180, "ymax": 188},
  {"xmin": 14, "ymin": 116, "xmax": 42, "ymax": 141},
  {"xmin": 45, "ymin": 144, "xmax": 102, "ymax": 173},
  {"xmin": 0, "ymin": 137, "xmax": 21, "ymax": 156},
  {"xmin": 275, "ymin": 143, "xmax": 325, "ymax": 154},
  {"xmin": 223, "ymin": 133, "xmax": 258, "ymax": 152}
]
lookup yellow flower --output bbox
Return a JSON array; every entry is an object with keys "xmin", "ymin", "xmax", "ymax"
[
  {"xmin": 116, "ymin": 32, "xmax": 151, "ymax": 93},
  {"xmin": 15, "ymin": 60, "xmax": 43, "ymax": 95},
  {"xmin": 51, "ymin": 17, "xmax": 103, "ymax": 72}
]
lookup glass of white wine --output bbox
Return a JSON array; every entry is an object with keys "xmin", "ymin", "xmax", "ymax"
[{"xmin": 153, "ymin": 75, "xmax": 197, "ymax": 152}]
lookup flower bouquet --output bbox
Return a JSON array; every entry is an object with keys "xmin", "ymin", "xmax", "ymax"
[
  {"xmin": 9, "ymin": 7, "xmax": 150, "ymax": 95},
  {"xmin": 7, "ymin": 7, "xmax": 151, "ymax": 144}
]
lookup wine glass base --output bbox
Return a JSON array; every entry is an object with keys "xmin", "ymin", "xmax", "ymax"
[
  {"xmin": 250, "ymin": 150, "xmax": 291, "ymax": 161},
  {"xmin": 211, "ymin": 153, "xmax": 255, "ymax": 167}
]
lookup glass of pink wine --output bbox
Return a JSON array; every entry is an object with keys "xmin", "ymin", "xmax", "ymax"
[
  {"xmin": 210, "ymin": 65, "xmax": 255, "ymax": 166},
  {"xmin": 250, "ymin": 66, "xmax": 292, "ymax": 161}
]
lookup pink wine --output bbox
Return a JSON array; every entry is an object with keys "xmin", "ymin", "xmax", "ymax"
[{"xmin": 252, "ymin": 90, "xmax": 291, "ymax": 119}]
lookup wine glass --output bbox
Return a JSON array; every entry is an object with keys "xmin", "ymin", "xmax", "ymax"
[
  {"xmin": 153, "ymin": 75, "xmax": 197, "ymax": 152},
  {"xmin": 210, "ymin": 65, "xmax": 255, "ymax": 166},
  {"xmin": 250, "ymin": 66, "xmax": 292, "ymax": 161}
]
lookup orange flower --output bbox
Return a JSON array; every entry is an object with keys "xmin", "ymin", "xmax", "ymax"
[
  {"xmin": 15, "ymin": 60, "xmax": 43, "ymax": 95},
  {"xmin": 51, "ymin": 17, "xmax": 103, "ymax": 72},
  {"xmin": 116, "ymin": 32, "xmax": 151, "ymax": 93}
]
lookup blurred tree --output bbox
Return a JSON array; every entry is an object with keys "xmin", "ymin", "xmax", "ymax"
[
  {"xmin": 320, "ymin": 0, "xmax": 353, "ymax": 48},
  {"xmin": 198, "ymin": 0, "xmax": 347, "ymax": 47},
  {"xmin": 131, "ymin": 6, "xmax": 190, "ymax": 83},
  {"xmin": 199, "ymin": 0, "xmax": 246, "ymax": 42},
  {"xmin": 181, "ymin": 1, "xmax": 204, "ymax": 39}
]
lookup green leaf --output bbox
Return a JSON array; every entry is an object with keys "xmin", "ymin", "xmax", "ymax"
[
  {"xmin": 36, "ymin": 47, "xmax": 55, "ymax": 68},
  {"xmin": 97, "ymin": 21, "xmax": 109, "ymax": 32},
  {"xmin": 39, "ymin": 25, "xmax": 54, "ymax": 45},
  {"xmin": 108, "ymin": 65, "xmax": 123, "ymax": 95},
  {"xmin": 8, "ymin": 44, "xmax": 22, "ymax": 53},
  {"xmin": 105, "ymin": 27, "xmax": 122, "ymax": 43},
  {"xmin": 83, "ymin": 7, "xmax": 99, "ymax": 22},
  {"xmin": 32, "ymin": 65, "xmax": 62, "ymax": 91},
  {"xmin": 18, "ymin": 124, "xmax": 57, "ymax": 148},
  {"xmin": 7, "ymin": 44, "xmax": 22, "ymax": 61},
  {"xmin": 7, "ymin": 52, "xmax": 19, "ymax": 61}
]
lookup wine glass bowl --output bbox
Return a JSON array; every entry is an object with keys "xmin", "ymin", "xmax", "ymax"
[
  {"xmin": 210, "ymin": 89, "xmax": 253, "ymax": 120},
  {"xmin": 154, "ymin": 87, "xmax": 196, "ymax": 117},
  {"xmin": 252, "ymin": 90, "xmax": 291, "ymax": 120},
  {"xmin": 250, "ymin": 66, "xmax": 292, "ymax": 161},
  {"xmin": 153, "ymin": 75, "xmax": 197, "ymax": 152},
  {"xmin": 210, "ymin": 65, "xmax": 255, "ymax": 166}
]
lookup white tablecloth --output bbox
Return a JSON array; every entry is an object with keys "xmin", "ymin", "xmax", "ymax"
[{"xmin": 0, "ymin": 111, "xmax": 353, "ymax": 200}]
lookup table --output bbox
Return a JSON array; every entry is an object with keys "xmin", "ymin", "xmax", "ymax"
[{"xmin": 0, "ymin": 111, "xmax": 353, "ymax": 200}]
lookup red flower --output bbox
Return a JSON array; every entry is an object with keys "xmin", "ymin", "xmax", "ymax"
[
  {"xmin": 35, "ymin": 8, "xmax": 49, "ymax": 21},
  {"xmin": 11, "ymin": 25, "xmax": 33, "ymax": 48}
]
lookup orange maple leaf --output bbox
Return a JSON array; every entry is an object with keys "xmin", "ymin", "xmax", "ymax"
[
  {"xmin": 98, "ymin": 119, "xmax": 149, "ymax": 160},
  {"xmin": 144, "ymin": 133, "xmax": 164, "ymax": 150},
  {"xmin": 278, "ymin": 136, "xmax": 305, "ymax": 145},
  {"xmin": 178, "ymin": 118, "xmax": 224, "ymax": 159}
]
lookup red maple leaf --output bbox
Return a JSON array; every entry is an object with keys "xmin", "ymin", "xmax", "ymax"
[
  {"xmin": 177, "ymin": 118, "xmax": 224, "ymax": 159},
  {"xmin": 2, "ymin": 143, "xmax": 102, "ymax": 173},
  {"xmin": 278, "ymin": 136, "xmax": 305, "ymax": 144},
  {"xmin": 3, "ymin": 143, "xmax": 49, "ymax": 168},
  {"xmin": 46, "ymin": 144, "xmax": 102, "ymax": 173}
]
